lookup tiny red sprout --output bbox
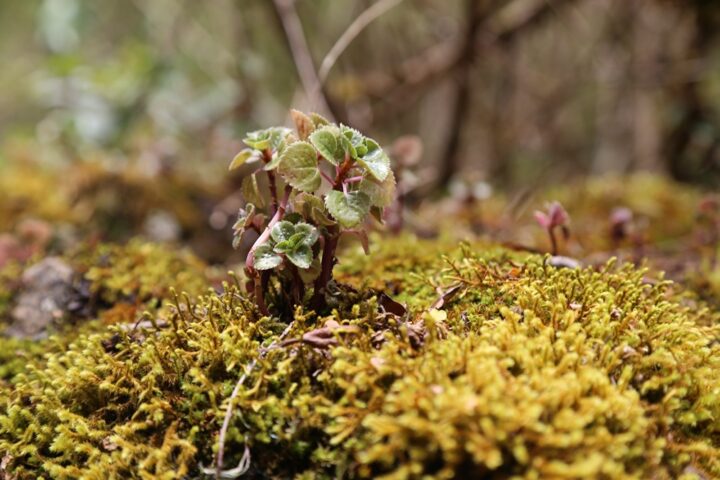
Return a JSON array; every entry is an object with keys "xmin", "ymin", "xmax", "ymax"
[
  {"xmin": 534, "ymin": 201, "xmax": 570, "ymax": 256},
  {"xmin": 610, "ymin": 207, "xmax": 633, "ymax": 245},
  {"xmin": 534, "ymin": 201, "xmax": 569, "ymax": 230}
]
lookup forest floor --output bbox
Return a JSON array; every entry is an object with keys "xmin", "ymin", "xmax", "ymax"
[{"xmin": 0, "ymin": 158, "xmax": 719, "ymax": 479}]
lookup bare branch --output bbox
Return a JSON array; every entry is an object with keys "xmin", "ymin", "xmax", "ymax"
[
  {"xmin": 318, "ymin": 0, "xmax": 405, "ymax": 83},
  {"xmin": 213, "ymin": 321, "xmax": 296, "ymax": 479},
  {"xmin": 272, "ymin": 0, "xmax": 334, "ymax": 119},
  {"xmin": 354, "ymin": 0, "xmax": 577, "ymax": 100}
]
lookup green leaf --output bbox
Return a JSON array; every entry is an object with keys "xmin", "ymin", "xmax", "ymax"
[
  {"xmin": 325, "ymin": 190, "xmax": 371, "ymax": 228},
  {"xmin": 271, "ymin": 221, "xmax": 295, "ymax": 243},
  {"xmin": 285, "ymin": 244, "xmax": 313, "ymax": 269},
  {"xmin": 283, "ymin": 212, "xmax": 304, "ymax": 224},
  {"xmin": 264, "ymin": 153, "xmax": 282, "ymax": 171},
  {"xmin": 244, "ymin": 127, "xmax": 292, "ymax": 151},
  {"xmin": 264, "ymin": 136, "xmax": 291, "ymax": 171},
  {"xmin": 272, "ymin": 222, "xmax": 318, "ymax": 252},
  {"xmin": 294, "ymin": 222, "xmax": 319, "ymax": 246},
  {"xmin": 357, "ymin": 141, "xmax": 390, "ymax": 181},
  {"xmin": 232, "ymin": 204, "xmax": 256, "ymax": 249},
  {"xmin": 293, "ymin": 192, "xmax": 334, "ymax": 226},
  {"xmin": 241, "ymin": 174, "xmax": 265, "ymax": 207},
  {"xmin": 277, "ymin": 141, "xmax": 321, "ymax": 193},
  {"xmin": 244, "ymin": 129, "xmax": 272, "ymax": 150},
  {"xmin": 229, "ymin": 149, "xmax": 261, "ymax": 170},
  {"xmin": 341, "ymin": 126, "xmax": 364, "ymax": 151},
  {"xmin": 359, "ymin": 170, "xmax": 396, "ymax": 207},
  {"xmin": 254, "ymin": 245, "xmax": 282, "ymax": 270},
  {"xmin": 270, "ymin": 128, "xmax": 294, "ymax": 150},
  {"xmin": 309, "ymin": 126, "xmax": 344, "ymax": 166},
  {"xmin": 310, "ymin": 112, "xmax": 330, "ymax": 128}
]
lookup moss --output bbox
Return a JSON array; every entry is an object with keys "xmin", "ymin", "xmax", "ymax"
[
  {"xmin": 540, "ymin": 173, "xmax": 703, "ymax": 252},
  {"xmin": 0, "ymin": 240, "xmax": 213, "ymax": 384},
  {"xmin": 0, "ymin": 156, "xmax": 229, "ymax": 259},
  {"xmin": 1, "ymin": 237, "xmax": 719, "ymax": 479},
  {"xmin": 0, "ymin": 160, "xmax": 78, "ymax": 232},
  {"xmin": 66, "ymin": 161, "xmax": 215, "ymax": 242},
  {"xmin": 74, "ymin": 239, "xmax": 211, "ymax": 310},
  {"xmin": 0, "ymin": 321, "xmax": 107, "ymax": 384},
  {"xmin": 335, "ymin": 234, "xmax": 528, "ymax": 309},
  {"xmin": 0, "ymin": 260, "xmax": 22, "ymax": 319}
]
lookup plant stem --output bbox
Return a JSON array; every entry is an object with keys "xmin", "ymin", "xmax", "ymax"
[
  {"xmin": 549, "ymin": 227, "xmax": 558, "ymax": 256},
  {"xmin": 263, "ymin": 149, "xmax": 279, "ymax": 216},
  {"xmin": 311, "ymin": 155, "xmax": 353, "ymax": 308},
  {"xmin": 312, "ymin": 225, "xmax": 339, "ymax": 308},
  {"xmin": 214, "ymin": 321, "xmax": 295, "ymax": 479},
  {"xmin": 245, "ymin": 185, "xmax": 293, "ymax": 314}
]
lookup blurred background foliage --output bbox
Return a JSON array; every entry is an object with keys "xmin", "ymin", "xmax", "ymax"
[{"xmin": 1, "ymin": 0, "xmax": 720, "ymax": 190}]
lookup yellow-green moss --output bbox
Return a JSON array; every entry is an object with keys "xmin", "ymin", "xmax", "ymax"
[
  {"xmin": 75, "ymin": 239, "xmax": 211, "ymax": 308},
  {"xmin": 0, "ymin": 240, "xmax": 212, "ymax": 383},
  {"xmin": 0, "ymin": 155, "xmax": 223, "ymax": 245},
  {"xmin": 335, "ymin": 234, "xmax": 529, "ymax": 309},
  {"xmin": 0, "ymin": 162, "xmax": 76, "ymax": 231},
  {"xmin": 0, "ymin": 260, "xmax": 22, "ymax": 318},
  {"xmin": 1, "ymin": 238, "xmax": 719, "ymax": 479},
  {"xmin": 541, "ymin": 173, "xmax": 703, "ymax": 252}
]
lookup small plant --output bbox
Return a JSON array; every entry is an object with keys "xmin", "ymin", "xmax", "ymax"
[
  {"xmin": 534, "ymin": 201, "xmax": 570, "ymax": 256},
  {"xmin": 230, "ymin": 110, "xmax": 396, "ymax": 316}
]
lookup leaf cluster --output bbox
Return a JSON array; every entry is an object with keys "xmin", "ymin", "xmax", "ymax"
[{"xmin": 229, "ymin": 110, "xmax": 397, "ymax": 313}]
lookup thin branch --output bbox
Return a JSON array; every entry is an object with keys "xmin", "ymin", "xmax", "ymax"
[
  {"xmin": 354, "ymin": 0, "xmax": 577, "ymax": 100},
  {"xmin": 318, "ymin": 0, "xmax": 405, "ymax": 83},
  {"xmin": 272, "ymin": 0, "xmax": 334, "ymax": 119},
  {"xmin": 214, "ymin": 321, "xmax": 296, "ymax": 479}
]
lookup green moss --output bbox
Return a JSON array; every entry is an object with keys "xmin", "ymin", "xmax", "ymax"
[
  {"xmin": 0, "ymin": 162, "xmax": 77, "ymax": 231},
  {"xmin": 1, "ymin": 238, "xmax": 718, "ymax": 479},
  {"xmin": 0, "ymin": 260, "xmax": 22, "ymax": 319},
  {"xmin": 542, "ymin": 173, "xmax": 703, "ymax": 251},
  {"xmin": 335, "ymin": 234, "xmax": 528, "ymax": 309},
  {"xmin": 75, "ymin": 239, "xmax": 211, "ymax": 308},
  {"xmin": 0, "ymin": 321, "xmax": 107, "ymax": 384},
  {"xmin": 0, "ymin": 240, "xmax": 212, "ymax": 384}
]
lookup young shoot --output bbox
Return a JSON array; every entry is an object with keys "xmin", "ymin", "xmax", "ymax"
[
  {"xmin": 534, "ymin": 201, "xmax": 570, "ymax": 256},
  {"xmin": 229, "ymin": 110, "xmax": 396, "ymax": 316}
]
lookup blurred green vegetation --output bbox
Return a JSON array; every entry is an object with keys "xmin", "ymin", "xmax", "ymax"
[{"xmin": 1, "ymin": 0, "xmax": 719, "ymax": 189}]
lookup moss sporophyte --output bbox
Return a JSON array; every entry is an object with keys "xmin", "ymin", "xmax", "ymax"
[{"xmin": 229, "ymin": 110, "xmax": 396, "ymax": 317}]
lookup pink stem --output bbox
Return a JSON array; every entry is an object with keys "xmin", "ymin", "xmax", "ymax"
[
  {"xmin": 344, "ymin": 175, "xmax": 363, "ymax": 184},
  {"xmin": 320, "ymin": 170, "xmax": 335, "ymax": 185},
  {"xmin": 246, "ymin": 185, "xmax": 292, "ymax": 270}
]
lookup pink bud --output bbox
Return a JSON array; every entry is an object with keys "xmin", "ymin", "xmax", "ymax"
[
  {"xmin": 534, "ymin": 211, "xmax": 551, "ymax": 229},
  {"xmin": 547, "ymin": 201, "xmax": 569, "ymax": 227},
  {"xmin": 535, "ymin": 201, "xmax": 569, "ymax": 230}
]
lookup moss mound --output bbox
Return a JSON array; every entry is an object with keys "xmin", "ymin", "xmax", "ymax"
[
  {"xmin": 1, "ymin": 238, "xmax": 719, "ymax": 479},
  {"xmin": 0, "ymin": 240, "xmax": 213, "ymax": 384}
]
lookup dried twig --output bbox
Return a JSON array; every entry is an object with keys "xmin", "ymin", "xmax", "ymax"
[
  {"xmin": 272, "ymin": 0, "xmax": 334, "ymax": 119},
  {"xmin": 213, "ymin": 321, "xmax": 295, "ymax": 479},
  {"xmin": 355, "ymin": 0, "xmax": 576, "ymax": 100},
  {"xmin": 318, "ymin": 0, "xmax": 405, "ymax": 83}
]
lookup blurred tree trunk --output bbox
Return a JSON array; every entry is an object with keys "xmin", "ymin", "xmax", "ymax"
[
  {"xmin": 663, "ymin": 1, "xmax": 720, "ymax": 184},
  {"xmin": 436, "ymin": 0, "xmax": 489, "ymax": 190}
]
